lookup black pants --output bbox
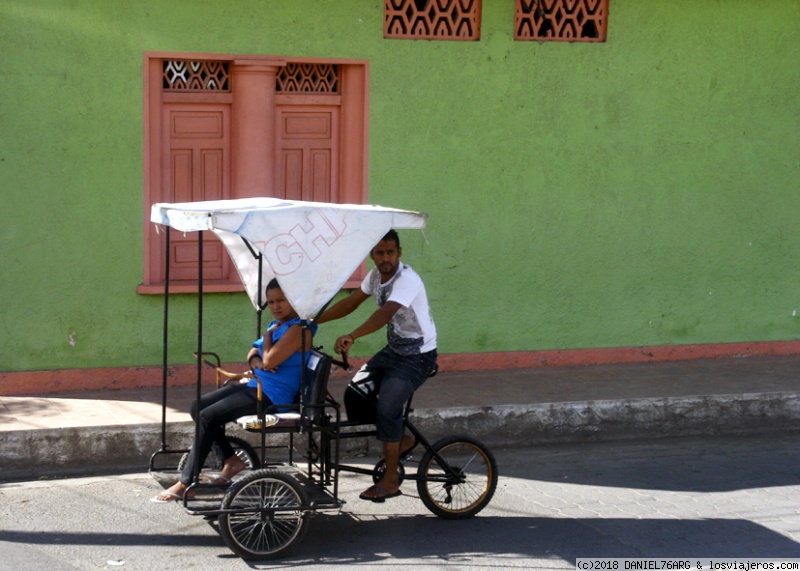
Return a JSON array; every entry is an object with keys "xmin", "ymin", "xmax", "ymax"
[
  {"xmin": 367, "ymin": 347, "xmax": 438, "ymax": 442},
  {"xmin": 180, "ymin": 384, "xmax": 267, "ymax": 485}
]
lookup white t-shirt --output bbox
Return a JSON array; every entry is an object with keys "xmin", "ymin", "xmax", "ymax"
[{"xmin": 361, "ymin": 263, "xmax": 437, "ymax": 355}]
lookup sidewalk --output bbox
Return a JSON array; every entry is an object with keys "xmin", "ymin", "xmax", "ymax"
[{"xmin": 2, "ymin": 354, "xmax": 799, "ymax": 481}]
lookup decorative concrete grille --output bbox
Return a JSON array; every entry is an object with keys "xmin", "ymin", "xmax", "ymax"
[
  {"xmin": 276, "ymin": 63, "xmax": 340, "ymax": 94},
  {"xmin": 384, "ymin": 0, "xmax": 481, "ymax": 40},
  {"xmin": 515, "ymin": 0, "xmax": 608, "ymax": 42},
  {"xmin": 162, "ymin": 61, "xmax": 231, "ymax": 91}
]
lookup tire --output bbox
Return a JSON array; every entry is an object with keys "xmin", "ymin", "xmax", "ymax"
[
  {"xmin": 177, "ymin": 436, "xmax": 260, "ymax": 472},
  {"xmin": 416, "ymin": 435, "xmax": 498, "ymax": 519},
  {"xmin": 218, "ymin": 469, "xmax": 310, "ymax": 560}
]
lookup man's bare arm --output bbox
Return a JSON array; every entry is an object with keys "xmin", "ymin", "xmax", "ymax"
[
  {"xmin": 315, "ymin": 289, "xmax": 370, "ymax": 324},
  {"xmin": 333, "ymin": 301, "xmax": 402, "ymax": 354}
]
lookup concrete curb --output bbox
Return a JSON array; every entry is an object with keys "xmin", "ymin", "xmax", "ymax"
[
  {"xmin": 414, "ymin": 391, "xmax": 800, "ymax": 448},
  {"xmin": 3, "ymin": 391, "xmax": 799, "ymax": 481}
]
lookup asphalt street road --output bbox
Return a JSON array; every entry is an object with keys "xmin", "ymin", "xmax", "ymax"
[{"xmin": 1, "ymin": 433, "xmax": 800, "ymax": 570}]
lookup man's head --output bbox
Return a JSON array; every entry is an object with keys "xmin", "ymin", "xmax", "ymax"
[
  {"xmin": 370, "ymin": 229, "xmax": 402, "ymax": 282},
  {"xmin": 380, "ymin": 229, "xmax": 400, "ymax": 250}
]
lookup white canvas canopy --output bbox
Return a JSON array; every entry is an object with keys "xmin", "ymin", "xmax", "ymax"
[{"xmin": 151, "ymin": 197, "xmax": 428, "ymax": 318}]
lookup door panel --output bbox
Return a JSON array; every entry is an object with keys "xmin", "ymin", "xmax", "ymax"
[
  {"xmin": 163, "ymin": 104, "xmax": 231, "ymax": 281},
  {"xmin": 276, "ymin": 106, "xmax": 339, "ymax": 203}
]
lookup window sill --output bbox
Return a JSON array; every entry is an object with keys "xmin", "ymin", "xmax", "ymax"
[{"xmin": 137, "ymin": 282, "xmax": 245, "ymax": 295}]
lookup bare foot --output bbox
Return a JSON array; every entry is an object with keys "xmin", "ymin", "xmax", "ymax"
[
  {"xmin": 217, "ymin": 454, "xmax": 247, "ymax": 482},
  {"xmin": 372, "ymin": 469, "xmax": 401, "ymax": 496},
  {"xmin": 151, "ymin": 481, "xmax": 187, "ymax": 502}
]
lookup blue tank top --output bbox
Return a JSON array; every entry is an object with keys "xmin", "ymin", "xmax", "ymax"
[{"xmin": 250, "ymin": 318, "xmax": 317, "ymax": 411}]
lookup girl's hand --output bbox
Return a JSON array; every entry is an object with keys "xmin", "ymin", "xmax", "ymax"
[{"xmin": 248, "ymin": 354, "xmax": 263, "ymax": 371}]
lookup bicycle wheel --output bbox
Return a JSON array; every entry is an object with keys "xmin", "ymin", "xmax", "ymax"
[
  {"xmin": 177, "ymin": 436, "xmax": 260, "ymax": 472},
  {"xmin": 218, "ymin": 469, "xmax": 310, "ymax": 560},
  {"xmin": 416, "ymin": 435, "xmax": 498, "ymax": 519}
]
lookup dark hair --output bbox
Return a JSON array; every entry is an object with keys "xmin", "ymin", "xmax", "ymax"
[
  {"xmin": 381, "ymin": 229, "xmax": 400, "ymax": 249},
  {"xmin": 266, "ymin": 277, "xmax": 281, "ymax": 293}
]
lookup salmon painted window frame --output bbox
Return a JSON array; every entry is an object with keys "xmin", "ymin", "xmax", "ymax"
[
  {"xmin": 384, "ymin": 0, "xmax": 482, "ymax": 41},
  {"xmin": 139, "ymin": 52, "xmax": 370, "ymax": 294},
  {"xmin": 515, "ymin": 0, "xmax": 609, "ymax": 42}
]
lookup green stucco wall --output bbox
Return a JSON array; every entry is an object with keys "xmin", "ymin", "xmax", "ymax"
[{"xmin": 1, "ymin": 0, "xmax": 798, "ymax": 372}]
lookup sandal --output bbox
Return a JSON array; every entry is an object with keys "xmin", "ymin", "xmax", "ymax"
[
  {"xmin": 150, "ymin": 491, "xmax": 183, "ymax": 503},
  {"xmin": 359, "ymin": 485, "xmax": 403, "ymax": 503}
]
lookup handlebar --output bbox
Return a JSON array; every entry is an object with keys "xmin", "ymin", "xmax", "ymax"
[{"xmin": 331, "ymin": 351, "xmax": 349, "ymax": 371}]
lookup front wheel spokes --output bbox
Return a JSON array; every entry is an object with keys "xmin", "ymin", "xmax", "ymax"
[
  {"xmin": 229, "ymin": 481, "xmax": 298, "ymax": 553},
  {"xmin": 219, "ymin": 470, "xmax": 310, "ymax": 560}
]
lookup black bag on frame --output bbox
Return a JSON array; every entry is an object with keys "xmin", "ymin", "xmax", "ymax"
[{"xmin": 343, "ymin": 363, "xmax": 383, "ymax": 424}]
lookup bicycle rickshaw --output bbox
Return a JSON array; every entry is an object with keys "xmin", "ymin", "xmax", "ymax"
[{"xmin": 147, "ymin": 198, "xmax": 498, "ymax": 560}]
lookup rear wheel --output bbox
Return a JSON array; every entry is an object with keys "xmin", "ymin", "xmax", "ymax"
[
  {"xmin": 218, "ymin": 469, "xmax": 310, "ymax": 560},
  {"xmin": 416, "ymin": 435, "xmax": 498, "ymax": 519}
]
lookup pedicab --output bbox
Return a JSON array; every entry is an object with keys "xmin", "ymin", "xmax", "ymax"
[{"xmin": 147, "ymin": 197, "xmax": 498, "ymax": 560}]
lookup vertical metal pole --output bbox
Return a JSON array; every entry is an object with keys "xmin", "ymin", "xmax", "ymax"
[
  {"xmin": 300, "ymin": 321, "xmax": 310, "ymax": 474},
  {"xmin": 159, "ymin": 229, "xmax": 171, "ymax": 450},
  {"xmin": 256, "ymin": 253, "xmax": 263, "ymax": 338},
  {"xmin": 192, "ymin": 231, "xmax": 204, "ymax": 484},
  {"xmin": 300, "ymin": 322, "xmax": 309, "ymax": 409}
]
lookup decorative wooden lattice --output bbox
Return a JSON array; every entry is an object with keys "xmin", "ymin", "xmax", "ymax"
[
  {"xmin": 384, "ymin": 0, "xmax": 481, "ymax": 41},
  {"xmin": 162, "ymin": 60, "xmax": 230, "ymax": 91},
  {"xmin": 276, "ymin": 63, "xmax": 340, "ymax": 94},
  {"xmin": 515, "ymin": 0, "xmax": 608, "ymax": 42}
]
